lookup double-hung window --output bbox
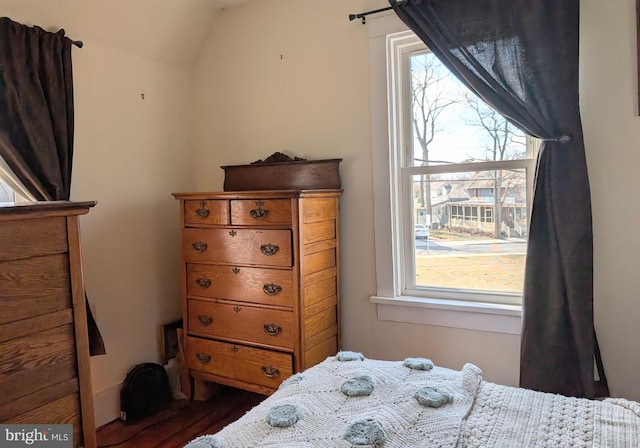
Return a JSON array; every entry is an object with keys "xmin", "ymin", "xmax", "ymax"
[{"xmin": 371, "ymin": 25, "xmax": 538, "ymax": 325}]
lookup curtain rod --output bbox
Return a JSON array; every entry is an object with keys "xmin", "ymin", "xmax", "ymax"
[
  {"xmin": 57, "ymin": 29, "xmax": 82, "ymax": 48},
  {"xmin": 348, "ymin": 6, "xmax": 392, "ymax": 24}
]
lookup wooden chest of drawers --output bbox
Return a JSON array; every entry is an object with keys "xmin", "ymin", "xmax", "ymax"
[
  {"xmin": 173, "ymin": 190, "xmax": 342, "ymax": 395},
  {"xmin": 0, "ymin": 201, "xmax": 96, "ymax": 448}
]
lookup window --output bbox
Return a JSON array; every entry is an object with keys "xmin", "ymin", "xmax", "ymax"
[
  {"xmin": 384, "ymin": 30, "xmax": 538, "ymax": 306},
  {"xmin": 0, "ymin": 178, "xmax": 14, "ymax": 202},
  {"xmin": 0, "ymin": 157, "xmax": 34, "ymax": 203}
]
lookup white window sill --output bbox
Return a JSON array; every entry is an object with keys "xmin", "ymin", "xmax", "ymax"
[{"xmin": 370, "ymin": 295, "xmax": 522, "ymax": 335}]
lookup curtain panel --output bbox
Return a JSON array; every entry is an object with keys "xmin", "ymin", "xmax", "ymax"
[
  {"xmin": 389, "ymin": 0, "xmax": 607, "ymax": 398},
  {"xmin": 0, "ymin": 17, "xmax": 105, "ymax": 356}
]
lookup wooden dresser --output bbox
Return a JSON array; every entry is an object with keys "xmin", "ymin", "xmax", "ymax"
[
  {"xmin": 172, "ymin": 190, "xmax": 342, "ymax": 395},
  {"xmin": 0, "ymin": 201, "xmax": 96, "ymax": 448}
]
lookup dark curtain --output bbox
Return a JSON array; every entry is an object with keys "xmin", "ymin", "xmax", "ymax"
[
  {"xmin": 0, "ymin": 17, "xmax": 105, "ymax": 356},
  {"xmin": 390, "ymin": 0, "xmax": 608, "ymax": 398}
]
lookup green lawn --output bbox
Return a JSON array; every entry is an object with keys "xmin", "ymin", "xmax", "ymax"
[{"xmin": 415, "ymin": 253, "xmax": 525, "ymax": 292}]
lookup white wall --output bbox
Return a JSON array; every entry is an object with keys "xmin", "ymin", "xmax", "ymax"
[
  {"xmin": 70, "ymin": 42, "xmax": 197, "ymax": 425},
  {"xmin": 194, "ymin": 0, "xmax": 640, "ymax": 400},
  {"xmin": 581, "ymin": 0, "xmax": 640, "ymax": 401}
]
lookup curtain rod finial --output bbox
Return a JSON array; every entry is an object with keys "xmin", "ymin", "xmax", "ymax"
[
  {"xmin": 347, "ymin": 13, "xmax": 366, "ymax": 24},
  {"xmin": 348, "ymin": 6, "xmax": 393, "ymax": 24}
]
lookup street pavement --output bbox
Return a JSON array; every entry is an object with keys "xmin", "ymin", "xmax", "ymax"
[{"xmin": 415, "ymin": 237, "xmax": 526, "ymax": 255}]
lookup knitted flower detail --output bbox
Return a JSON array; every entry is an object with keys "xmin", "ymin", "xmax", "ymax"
[
  {"xmin": 343, "ymin": 419, "xmax": 386, "ymax": 446},
  {"xmin": 184, "ymin": 434, "xmax": 223, "ymax": 448},
  {"xmin": 341, "ymin": 375, "xmax": 376, "ymax": 397},
  {"xmin": 414, "ymin": 386, "xmax": 453, "ymax": 408},
  {"xmin": 336, "ymin": 351, "xmax": 365, "ymax": 361},
  {"xmin": 278, "ymin": 373, "xmax": 304, "ymax": 389},
  {"xmin": 403, "ymin": 357, "xmax": 434, "ymax": 371},
  {"xmin": 265, "ymin": 404, "xmax": 302, "ymax": 428}
]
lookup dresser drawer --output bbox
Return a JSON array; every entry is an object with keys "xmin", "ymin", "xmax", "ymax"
[
  {"xmin": 186, "ymin": 264, "xmax": 294, "ymax": 307},
  {"xmin": 186, "ymin": 337, "xmax": 292, "ymax": 389},
  {"xmin": 188, "ymin": 299, "xmax": 294, "ymax": 349},
  {"xmin": 230, "ymin": 199, "xmax": 292, "ymax": 226},
  {"xmin": 184, "ymin": 200, "xmax": 229, "ymax": 226},
  {"xmin": 183, "ymin": 228, "xmax": 292, "ymax": 267}
]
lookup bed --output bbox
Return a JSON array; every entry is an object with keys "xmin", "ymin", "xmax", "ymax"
[{"xmin": 184, "ymin": 352, "xmax": 640, "ymax": 447}]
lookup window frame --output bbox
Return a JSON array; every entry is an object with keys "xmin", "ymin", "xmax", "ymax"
[{"xmin": 368, "ymin": 14, "xmax": 523, "ymax": 334}]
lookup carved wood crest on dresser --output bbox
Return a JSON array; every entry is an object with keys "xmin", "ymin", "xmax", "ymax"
[
  {"xmin": 0, "ymin": 201, "xmax": 97, "ymax": 448},
  {"xmin": 172, "ymin": 190, "xmax": 342, "ymax": 396}
]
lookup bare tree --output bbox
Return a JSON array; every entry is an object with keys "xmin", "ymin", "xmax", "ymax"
[
  {"xmin": 410, "ymin": 53, "xmax": 457, "ymax": 217},
  {"xmin": 462, "ymin": 91, "xmax": 526, "ymax": 238}
]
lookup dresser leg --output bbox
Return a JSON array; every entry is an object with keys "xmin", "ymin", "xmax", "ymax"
[
  {"xmin": 176, "ymin": 327, "xmax": 194, "ymax": 400},
  {"xmin": 184, "ymin": 373, "xmax": 194, "ymax": 400}
]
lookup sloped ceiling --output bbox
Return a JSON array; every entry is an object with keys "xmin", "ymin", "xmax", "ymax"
[{"xmin": 0, "ymin": 0, "xmax": 250, "ymax": 66}]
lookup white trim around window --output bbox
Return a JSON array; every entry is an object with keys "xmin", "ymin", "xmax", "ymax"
[{"xmin": 367, "ymin": 13, "xmax": 522, "ymax": 335}]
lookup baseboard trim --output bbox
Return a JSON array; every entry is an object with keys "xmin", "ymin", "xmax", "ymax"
[{"xmin": 93, "ymin": 382, "xmax": 122, "ymax": 428}]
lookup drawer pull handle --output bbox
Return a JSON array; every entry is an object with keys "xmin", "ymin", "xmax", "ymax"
[
  {"xmin": 263, "ymin": 283, "xmax": 282, "ymax": 296},
  {"xmin": 233, "ymin": 306, "xmax": 241, "ymax": 313},
  {"xmin": 250, "ymin": 208, "xmax": 270, "ymax": 220},
  {"xmin": 195, "ymin": 352, "xmax": 211, "ymax": 364},
  {"xmin": 263, "ymin": 323, "xmax": 282, "ymax": 336},
  {"xmin": 198, "ymin": 315, "xmax": 213, "ymax": 326},
  {"xmin": 260, "ymin": 244, "xmax": 279, "ymax": 256},
  {"xmin": 196, "ymin": 201, "xmax": 210, "ymax": 219},
  {"xmin": 232, "ymin": 267, "xmax": 241, "ymax": 274},
  {"xmin": 196, "ymin": 278, "xmax": 212, "ymax": 288},
  {"xmin": 261, "ymin": 366, "xmax": 280, "ymax": 378},
  {"xmin": 229, "ymin": 230, "xmax": 237, "ymax": 237},
  {"xmin": 192, "ymin": 241, "xmax": 208, "ymax": 253}
]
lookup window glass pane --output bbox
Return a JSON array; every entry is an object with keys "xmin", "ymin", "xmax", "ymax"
[
  {"xmin": 409, "ymin": 51, "xmax": 527, "ymax": 167},
  {"xmin": 411, "ymin": 170, "xmax": 527, "ymax": 293},
  {"xmin": 0, "ymin": 179, "xmax": 15, "ymax": 202}
]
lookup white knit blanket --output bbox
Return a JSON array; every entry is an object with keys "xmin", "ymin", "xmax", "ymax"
[
  {"xmin": 185, "ymin": 356, "xmax": 640, "ymax": 448},
  {"xmin": 187, "ymin": 356, "xmax": 482, "ymax": 447},
  {"xmin": 460, "ymin": 382, "xmax": 640, "ymax": 447}
]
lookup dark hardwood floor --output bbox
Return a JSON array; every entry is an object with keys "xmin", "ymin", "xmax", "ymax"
[{"xmin": 96, "ymin": 386, "xmax": 266, "ymax": 448}]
